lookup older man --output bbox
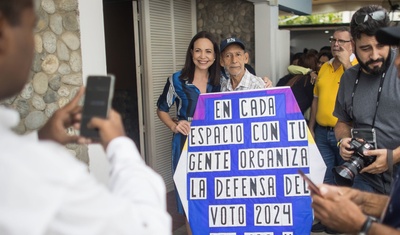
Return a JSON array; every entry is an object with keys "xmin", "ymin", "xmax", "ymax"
[
  {"xmin": 306, "ymin": 26, "xmax": 358, "ymax": 234},
  {"xmin": 308, "ymin": 26, "xmax": 357, "ymax": 194},
  {"xmin": 219, "ymin": 37, "xmax": 266, "ymax": 91}
]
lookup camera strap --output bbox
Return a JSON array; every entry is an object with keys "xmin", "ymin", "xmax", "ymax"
[
  {"xmin": 351, "ymin": 67, "xmax": 386, "ymax": 128},
  {"xmin": 387, "ymin": 149, "xmax": 394, "ymax": 178}
]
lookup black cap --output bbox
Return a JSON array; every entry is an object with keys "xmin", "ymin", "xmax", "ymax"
[
  {"xmin": 220, "ymin": 37, "xmax": 245, "ymax": 52},
  {"xmin": 376, "ymin": 26, "xmax": 400, "ymax": 45}
]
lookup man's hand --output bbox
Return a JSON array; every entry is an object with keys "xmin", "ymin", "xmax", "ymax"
[
  {"xmin": 311, "ymin": 184, "xmax": 366, "ymax": 234},
  {"xmin": 38, "ymin": 87, "xmax": 88, "ymax": 145},
  {"xmin": 335, "ymin": 45, "xmax": 352, "ymax": 69},
  {"xmin": 338, "ymin": 137, "xmax": 354, "ymax": 161},
  {"xmin": 263, "ymin": 76, "xmax": 273, "ymax": 88},
  {"xmin": 88, "ymin": 109, "xmax": 126, "ymax": 149},
  {"xmin": 361, "ymin": 148, "xmax": 389, "ymax": 174}
]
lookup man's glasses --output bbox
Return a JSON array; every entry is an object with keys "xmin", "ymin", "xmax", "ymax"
[
  {"xmin": 354, "ymin": 10, "xmax": 386, "ymax": 25},
  {"xmin": 329, "ymin": 38, "xmax": 351, "ymax": 46}
]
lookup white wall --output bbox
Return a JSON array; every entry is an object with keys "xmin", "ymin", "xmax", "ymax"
[{"xmin": 78, "ymin": 0, "xmax": 110, "ymax": 185}]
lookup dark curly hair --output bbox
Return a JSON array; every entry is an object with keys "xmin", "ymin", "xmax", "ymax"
[{"xmin": 350, "ymin": 5, "xmax": 390, "ymax": 40}]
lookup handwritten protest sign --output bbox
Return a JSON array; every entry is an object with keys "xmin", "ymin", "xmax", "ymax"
[{"xmin": 174, "ymin": 87, "xmax": 326, "ymax": 235}]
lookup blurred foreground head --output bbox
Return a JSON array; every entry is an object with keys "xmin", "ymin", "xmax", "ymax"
[{"xmin": 0, "ymin": 0, "xmax": 35, "ymax": 100}]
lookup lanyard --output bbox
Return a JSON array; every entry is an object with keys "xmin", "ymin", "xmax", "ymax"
[{"xmin": 350, "ymin": 68, "xmax": 386, "ymax": 128}]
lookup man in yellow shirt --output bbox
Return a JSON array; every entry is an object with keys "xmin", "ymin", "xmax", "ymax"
[{"xmin": 308, "ymin": 26, "xmax": 358, "ymax": 233}]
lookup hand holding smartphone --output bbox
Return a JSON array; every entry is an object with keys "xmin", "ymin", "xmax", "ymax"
[
  {"xmin": 298, "ymin": 169, "xmax": 322, "ymax": 196},
  {"xmin": 80, "ymin": 75, "xmax": 115, "ymax": 141}
]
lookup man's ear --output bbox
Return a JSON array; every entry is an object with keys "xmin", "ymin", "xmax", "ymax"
[{"xmin": 244, "ymin": 52, "xmax": 249, "ymax": 64}]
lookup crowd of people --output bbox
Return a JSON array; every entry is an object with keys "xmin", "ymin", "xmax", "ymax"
[
  {"xmin": 2, "ymin": 0, "xmax": 400, "ymax": 234},
  {"xmin": 312, "ymin": 5, "xmax": 400, "ymax": 235}
]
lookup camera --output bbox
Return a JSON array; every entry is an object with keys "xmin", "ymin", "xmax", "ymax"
[{"xmin": 332, "ymin": 138, "xmax": 376, "ymax": 186}]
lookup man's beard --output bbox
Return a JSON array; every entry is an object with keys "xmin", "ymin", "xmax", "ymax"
[{"xmin": 355, "ymin": 50, "xmax": 391, "ymax": 75}]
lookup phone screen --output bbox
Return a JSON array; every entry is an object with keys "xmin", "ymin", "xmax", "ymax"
[
  {"xmin": 80, "ymin": 75, "xmax": 115, "ymax": 140},
  {"xmin": 298, "ymin": 169, "xmax": 322, "ymax": 196}
]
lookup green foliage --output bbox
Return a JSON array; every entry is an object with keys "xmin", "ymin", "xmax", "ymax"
[{"xmin": 279, "ymin": 12, "xmax": 343, "ymax": 25}]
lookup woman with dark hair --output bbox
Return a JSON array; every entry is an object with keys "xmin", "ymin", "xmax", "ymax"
[
  {"xmin": 156, "ymin": 31, "xmax": 221, "ymax": 233},
  {"xmin": 277, "ymin": 53, "xmax": 318, "ymax": 118}
]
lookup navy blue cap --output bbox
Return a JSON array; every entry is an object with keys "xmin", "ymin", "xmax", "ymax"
[
  {"xmin": 220, "ymin": 37, "xmax": 246, "ymax": 52},
  {"xmin": 376, "ymin": 26, "xmax": 400, "ymax": 45}
]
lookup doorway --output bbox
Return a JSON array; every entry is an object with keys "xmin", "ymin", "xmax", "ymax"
[{"xmin": 103, "ymin": 0, "xmax": 142, "ymax": 152}]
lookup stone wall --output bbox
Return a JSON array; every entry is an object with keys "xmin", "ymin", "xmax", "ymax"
[
  {"xmin": 0, "ymin": 0, "xmax": 88, "ymax": 164},
  {"xmin": 196, "ymin": 0, "xmax": 255, "ymax": 67}
]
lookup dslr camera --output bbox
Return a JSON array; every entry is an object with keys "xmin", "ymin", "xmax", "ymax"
[{"xmin": 332, "ymin": 138, "xmax": 376, "ymax": 186}]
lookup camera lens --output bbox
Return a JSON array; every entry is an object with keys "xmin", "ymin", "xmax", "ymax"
[{"xmin": 332, "ymin": 156, "xmax": 365, "ymax": 186}]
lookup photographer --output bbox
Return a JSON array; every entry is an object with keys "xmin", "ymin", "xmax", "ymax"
[
  {"xmin": 334, "ymin": 5, "xmax": 400, "ymax": 194},
  {"xmin": 311, "ymin": 25, "xmax": 400, "ymax": 235},
  {"xmin": 0, "ymin": 0, "xmax": 171, "ymax": 234}
]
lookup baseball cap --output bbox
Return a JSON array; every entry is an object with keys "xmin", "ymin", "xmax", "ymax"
[
  {"xmin": 220, "ymin": 37, "xmax": 245, "ymax": 52},
  {"xmin": 376, "ymin": 26, "xmax": 400, "ymax": 45}
]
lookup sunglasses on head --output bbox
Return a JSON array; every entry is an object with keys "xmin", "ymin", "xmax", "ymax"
[{"xmin": 354, "ymin": 10, "xmax": 386, "ymax": 25}]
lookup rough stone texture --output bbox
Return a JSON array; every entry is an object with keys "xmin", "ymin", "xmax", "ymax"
[
  {"xmin": 75, "ymin": 144, "xmax": 89, "ymax": 165},
  {"xmin": 45, "ymin": 103, "xmax": 59, "ymax": 117},
  {"xmin": 43, "ymin": 31, "xmax": 57, "ymax": 53},
  {"xmin": 42, "ymin": 0, "xmax": 56, "ymax": 14},
  {"xmin": 44, "ymin": 89, "xmax": 60, "ymax": 103},
  {"xmin": 41, "ymin": 54, "xmax": 60, "ymax": 74},
  {"xmin": 0, "ymin": 0, "xmax": 86, "ymax": 162},
  {"xmin": 33, "ymin": 72, "xmax": 49, "ymax": 95},
  {"xmin": 196, "ymin": 0, "xmax": 256, "ymax": 66},
  {"xmin": 58, "ymin": 86, "xmax": 70, "ymax": 97},
  {"xmin": 69, "ymin": 86, "xmax": 81, "ymax": 102},
  {"xmin": 58, "ymin": 63, "xmax": 71, "ymax": 74},
  {"xmin": 35, "ymin": 8, "xmax": 49, "ymax": 33},
  {"xmin": 12, "ymin": 121, "xmax": 26, "ymax": 135},
  {"xmin": 70, "ymin": 51, "xmax": 82, "ymax": 72},
  {"xmin": 63, "ymin": 12, "xmax": 79, "ymax": 31},
  {"xmin": 50, "ymin": 13, "xmax": 63, "ymax": 35},
  {"xmin": 32, "ymin": 53, "xmax": 44, "ymax": 72},
  {"xmin": 32, "ymin": 95, "xmax": 46, "ymax": 111},
  {"xmin": 58, "ymin": 97, "xmax": 70, "ymax": 108},
  {"xmin": 15, "ymin": 99, "xmax": 30, "ymax": 119},
  {"xmin": 20, "ymin": 83, "xmax": 34, "ymax": 99},
  {"xmin": 34, "ymin": 34, "xmax": 43, "ymax": 53},
  {"xmin": 49, "ymin": 75, "xmax": 62, "ymax": 90},
  {"xmin": 61, "ymin": 32, "xmax": 80, "ymax": 50},
  {"xmin": 57, "ymin": 40, "xmax": 70, "ymax": 61},
  {"xmin": 3, "ymin": 95, "xmax": 17, "ymax": 105},
  {"xmin": 55, "ymin": 0, "xmax": 79, "ymax": 12},
  {"xmin": 62, "ymin": 73, "xmax": 83, "ymax": 86},
  {"xmin": 25, "ymin": 111, "xmax": 47, "ymax": 130}
]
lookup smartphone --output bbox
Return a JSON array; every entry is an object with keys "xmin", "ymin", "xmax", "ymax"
[
  {"xmin": 298, "ymin": 169, "xmax": 322, "ymax": 196},
  {"xmin": 80, "ymin": 75, "xmax": 115, "ymax": 140}
]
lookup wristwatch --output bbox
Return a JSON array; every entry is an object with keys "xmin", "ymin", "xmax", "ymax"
[{"xmin": 358, "ymin": 216, "xmax": 377, "ymax": 235}]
